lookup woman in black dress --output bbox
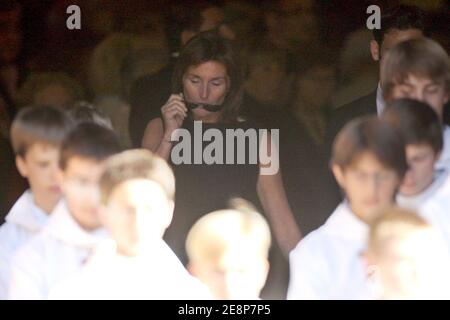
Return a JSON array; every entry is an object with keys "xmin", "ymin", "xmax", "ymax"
[{"xmin": 142, "ymin": 31, "xmax": 301, "ymax": 272}]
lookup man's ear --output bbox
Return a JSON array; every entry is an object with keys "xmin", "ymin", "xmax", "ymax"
[
  {"xmin": 370, "ymin": 40, "xmax": 380, "ymax": 62},
  {"xmin": 181, "ymin": 30, "xmax": 196, "ymax": 46},
  {"xmin": 218, "ymin": 23, "xmax": 235, "ymax": 40},
  {"xmin": 15, "ymin": 155, "xmax": 28, "ymax": 178},
  {"xmin": 332, "ymin": 164, "xmax": 346, "ymax": 189}
]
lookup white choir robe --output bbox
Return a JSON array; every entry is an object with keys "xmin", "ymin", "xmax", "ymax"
[
  {"xmin": 48, "ymin": 238, "xmax": 213, "ymax": 300},
  {"xmin": 0, "ymin": 190, "xmax": 50, "ymax": 299},
  {"xmin": 420, "ymin": 173, "xmax": 450, "ymax": 252},
  {"xmin": 288, "ymin": 202, "xmax": 369, "ymax": 300},
  {"xmin": 436, "ymin": 126, "xmax": 450, "ymax": 171},
  {"xmin": 396, "ymin": 169, "xmax": 448, "ymax": 211},
  {"xmin": 8, "ymin": 201, "xmax": 106, "ymax": 299}
]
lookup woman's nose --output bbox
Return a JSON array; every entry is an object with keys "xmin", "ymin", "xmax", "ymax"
[
  {"xmin": 199, "ymin": 84, "xmax": 209, "ymax": 100},
  {"xmin": 411, "ymin": 90, "xmax": 425, "ymax": 101}
]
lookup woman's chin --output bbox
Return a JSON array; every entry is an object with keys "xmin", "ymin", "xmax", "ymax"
[{"xmin": 192, "ymin": 108, "xmax": 220, "ymax": 121}]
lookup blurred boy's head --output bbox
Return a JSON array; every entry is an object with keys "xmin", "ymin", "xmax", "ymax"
[
  {"xmin": 331, "ymin": 117, "xmax": 407, "ymax": 223},
  {"xmin": 381, "ymin": 38, "xmax": 450, "ymax": 120},
  {"xmin": 10, "ymin": 105, "xmax": 72, "ymax": 213},
  {"xmin": 382, "ymin": 98, "xmax": 442, "ymax": 196},
  {"xmin": 59, "ymin": 123, "xmax": 121, "ymax": 231},
  {"xmin": 186, "ymin": 198, "xmax": 271, "ymax": 300},
  {"xmin": 65, "ymin": 101, "xmax": 113, "ymax": 129},
  {"xmin": 99, "ymin": 149, "xmax": 175, "ymax": 256},
  {"xmin": 365, "ymin": 206, "xmax": 450, "ymax": 299}
]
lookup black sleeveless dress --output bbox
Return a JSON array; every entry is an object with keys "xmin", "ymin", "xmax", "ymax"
[{"xmin": 163, "ymin": 119, "xmax": 261, "ymax": 263}]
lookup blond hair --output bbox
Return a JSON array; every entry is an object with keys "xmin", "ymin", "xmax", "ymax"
[
  {"xmin": 100, "ymin": 149, "xmax": 175, "ymax": 204},
  {"xmin": 186, "ymin": 198, "xmax": 271, "ymax": 263},
  {"xmin": 367, "ymin": 206, "xmax": 431, "ymax": 257}
]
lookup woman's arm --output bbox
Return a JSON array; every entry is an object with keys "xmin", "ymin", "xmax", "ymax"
[
  {"xmin": 257, "ymin": 131, "xmax": 302, "ymax": 257},
  {"xmin": 141, "ymin": 118, "xmax": 173, "ymax": 161},
  {"xmin": 141, "ymin": 94, "xmax": 187, "ymax": 161},
  {"xmin": 257, "ymin": 171, "xmax": 302, "ymax": 258}
]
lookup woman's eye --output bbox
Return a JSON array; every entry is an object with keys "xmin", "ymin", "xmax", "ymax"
[
  {"xmin": 190, "ymin": 78, "xmax": 200, "ymax": 84},
  {"xmin": 211, "ymin": 81, "xmax": 224, "ymax": 86},
  {"xmin": 401, "ymin": 90, "xmax": 413, "ymax": 97}
]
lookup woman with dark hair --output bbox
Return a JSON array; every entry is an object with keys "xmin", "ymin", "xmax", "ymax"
[
  {"xmin": 143, "ymin": 30, "xmax": 244, "ymax": 155},
  {"xmin": 141, "ymin": 31, "xmax": 300, "ymax": 280}
]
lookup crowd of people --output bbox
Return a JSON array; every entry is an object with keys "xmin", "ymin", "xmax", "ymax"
[{"xmin": 0, "ymin": 0, "xmax": 450, "ymax": 299}]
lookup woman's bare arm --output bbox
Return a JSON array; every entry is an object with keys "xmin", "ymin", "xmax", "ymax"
[
  {"xmin": 141, "ymin": 94, "xmax": 187, "ymax": 161},
  {"xmin": 257, "ymin": 131, "xmax": 302, "ymax": 257},
  {"xmin": 142, "ymin": 118, "xmax": 174, "ymax": 161}
]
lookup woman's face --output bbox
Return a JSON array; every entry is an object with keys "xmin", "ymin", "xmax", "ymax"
[{"xmin": 182, "ymin": 60, "xmax": 229, "ymax": 119}]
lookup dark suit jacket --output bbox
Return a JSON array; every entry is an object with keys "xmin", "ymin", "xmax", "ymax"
[
  {"xmin": 327, "ymin": 90, "xmax": 450, "ymax": 144},
  {"xmin": 319, "ymin": 90, "xmax": 378, "ymax": 216},
  {"xmin": 128, "ymin": 62, "xmax": 175, "ymax": 148},
  {"xmin": 326, "ymin": 90, "xmax": 377, "ymax": 148}
]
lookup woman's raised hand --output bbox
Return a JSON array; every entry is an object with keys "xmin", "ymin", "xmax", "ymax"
[{"xmin": 161, "ymin": 93, "xmax": 188, "ymax": 140}]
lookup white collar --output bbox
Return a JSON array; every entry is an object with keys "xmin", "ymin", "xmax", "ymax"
[
  {"xmin": 80, "ymin": 238, "xmax": 191, "ymax": 285},
  {"xmin": 44, "ymin": 201, "xmax": 106, "ymax": 248},
  {"xmin": 436, "ymin": 126, "xmax": 450, "ymax": 171},
  {"xmin": 5, "ymin": 190, "xmax": 49, "ymax": 232},
  {"xmin": 376, "ymin": 83, "xmax": 386, "ymax": 116},
  {"xmin": 397, "ymin": 169, "xmax": 448, "ymax": 211},
  {"xmin": 52, "ymin": 238, "xmax": 211, "ymax": 300},
  {"xmin": 322, "ymin": 202, "xmax": 369, "ymax": 242},
  {"xmin": 88, "ymin": 238, "xmax": 182, "ymax": 267}
]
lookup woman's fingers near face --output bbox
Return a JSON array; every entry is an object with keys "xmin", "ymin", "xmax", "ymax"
[
  {"xmin": 166, "ymin": 106, "xmax": 187, "ymax": 119},
  {"xmin": 166, "ymin": 98, "xmax": 187, "ymax": 113},
  {"xmin": 164, "ymin": 94, "xmax": 186, "ymax": 111},
  {"xmin": 163, "ymin": 101, "xmax": 187, "ymax": 115},
  {"xmin": 168, "ymin": 94, "xmax": 185, "ymax": 105},
  {"xmin": 168, "ymin": 104, "xmax": 187, "ymax": 117}
]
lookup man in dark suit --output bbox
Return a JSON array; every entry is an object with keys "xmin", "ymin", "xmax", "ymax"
[
  {"xmin": 321, "ymin": 5, "xmax": 428, "ymax": 214},
  {"xmin": 128, "ymin": 1, "xmax": 224, "ymax": 147}
]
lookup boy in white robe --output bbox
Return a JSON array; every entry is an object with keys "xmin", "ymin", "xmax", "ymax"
[
  {"xmin": 380, "ymin": 38, "xmax": 450, "ymax": 170},
  {"xmin": 186, "ymin": 199, "xmax": 271, "ymax": 300},
  {"xmin": 288, "ymin": 117, "xmax": 408, "ymax": 299},
  {"xmin": 0, "ymin": 106, "xmax": 71, "ymax": 298},
  {"xmin": 381, "ymin": 98, "xmax": 447, "ymax": 211},
  {"xmin": 363, "ymin": 206, "xmax": 450, "ymax": 299},
  {"xmin": 8, "ymin": 123, "xmax": 121, "ymax": 299},
  {"xmin": 49, "ymin": 149, "xmax": 211, "ymax": 299}
]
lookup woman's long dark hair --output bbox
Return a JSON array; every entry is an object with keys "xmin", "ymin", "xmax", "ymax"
[{"xmin": 171, "ymin": 30, "xmax": 243, "ymax": 123}]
